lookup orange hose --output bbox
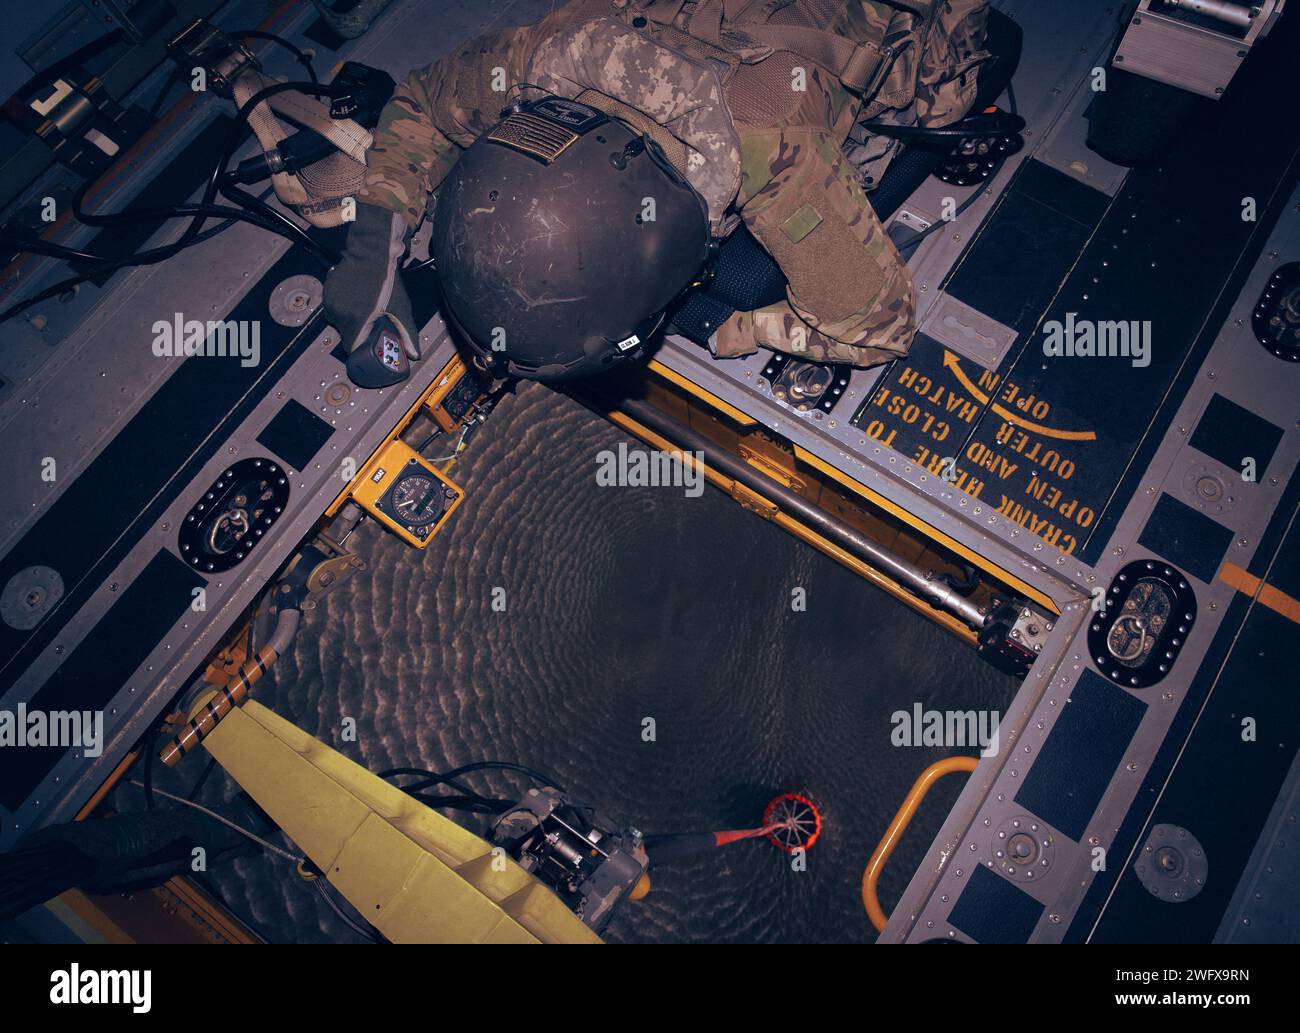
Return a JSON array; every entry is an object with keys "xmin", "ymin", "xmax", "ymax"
[
  {"xmin": 159, "ymin": 644, "xmax": 279, "ymax": 766},
  {"xmin": 862, "ymin": 755, "xmax": 979, "ymax": 933}
]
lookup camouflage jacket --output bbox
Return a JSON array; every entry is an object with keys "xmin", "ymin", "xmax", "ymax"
[{"xmin": 359, "ymin": 0, "xmax": 989, "ymax": 367}]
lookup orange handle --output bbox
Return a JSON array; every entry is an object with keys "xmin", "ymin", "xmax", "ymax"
[{"xmin": 862, "ymin": 755, "xmax": 979, "ymax": 933}]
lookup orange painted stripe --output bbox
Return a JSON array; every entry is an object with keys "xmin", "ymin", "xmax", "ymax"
[
  {"xmin": 1219, "ymin": 562, "xmax": 1300, "ymax": 624},
  {"xmin": 1219, "ymin": 561, "xmax": 1261, "ymax": 596},
  {"xmin": 1259, "ymin": 583, "xmax": 1300, "ymax": 623}
]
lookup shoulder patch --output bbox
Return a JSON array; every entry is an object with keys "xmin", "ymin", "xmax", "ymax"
[{"xmin": 782, "ymin": 202, "xmax": 824, "ymax": 243}]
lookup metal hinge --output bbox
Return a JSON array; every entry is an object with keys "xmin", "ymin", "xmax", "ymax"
[
  {"xmin": 738, "ymin": 443, "xmax": 805, "ymax": 493},
  {"xmin": 728, "ymin": 481, "xmax": 779, "ymax": 519}
]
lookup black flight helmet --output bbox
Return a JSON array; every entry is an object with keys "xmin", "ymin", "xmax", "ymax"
[{"xmin": 432, "ymin": 95, "xmax": 711, "ymax": 381}]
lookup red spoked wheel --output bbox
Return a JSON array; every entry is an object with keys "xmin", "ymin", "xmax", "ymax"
[{"xmin": 762, "ymin": 792, "xmax": 822, "ymax": 853}]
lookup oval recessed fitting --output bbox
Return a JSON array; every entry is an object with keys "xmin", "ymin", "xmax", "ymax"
[
  {"xmin": 177, "ymin": 458, "xmax": 289, "ymax": 574},
  {"xmin": 1088, "ymin": 559, "xmax": 1196, "ymax": 688},
  {"xmin": 1135, "ymin": 823, "xmax": 1207, "ymax": 903},
  {"xmin": 1, "ymin": 565, "xmax": 64, "ymax": 630},
  {"xmin": 1252, "ymin": 262, "xmax": 1300, "ymax": 362}
]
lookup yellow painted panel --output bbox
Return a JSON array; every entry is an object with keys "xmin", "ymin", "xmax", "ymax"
[{"xmin": 200, "ymin": 698, "xmax": 600, "ymax": 943}]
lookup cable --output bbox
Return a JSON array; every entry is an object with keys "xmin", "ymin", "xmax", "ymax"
[
  {"xmin": 127, "ymin": 780, "xmax": 303, "ymax": 863},
  {"xmin": 858, "ymin": 117, "xmax": 1019, "ymax": 141},
  {"xmin": 141, "ymin": 729, "xmax": 159, "ymax": 809},
  {"xmin": 200, "ymin": 80, "xmax": 339, "ymax": 260},
  {"xmin": 1, "ymin": 216, "xmax": 246, "ymax": 323},
  {"xmin": 429, "ymin": 424, "xmax": 470, "ymax": 464},
  {"xmin": 896, "ymin": 167, "xmax": 995, "ymax": 251},
  {"xmin": 135, "ymin": 773, "xmax": 386, "ymax": 943},
  {"xmin": 312, "ymin": 877, "xmax": 385, "ymax": 942},
  {"xmin": 383, "ymin": 761, "xmax": 564, "ymax": 795},
  {"xmin": 187, "ymin": 756, "xmax": 219, "ymax": 801},
  {"xmin": 379, "ymin": 765, "xmax": 486, "ymax": 799},
  {"xmin": 895, "ymin": 86, "xmax": 1020, "ymax": 252},
  {"xmin": 234, "ymin": 30, "xmax": 319, "ymax": 84},
  {"xmin": 1, "ymin": 80, "xmax": 338, "ymax": 323},
  {"xmin": 378, "ymin": 760, "xmax": 566, "ymax": 817}
]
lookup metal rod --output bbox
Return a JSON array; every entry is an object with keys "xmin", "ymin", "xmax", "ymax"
[
  {"xmin": 1163, "ymin": 0, "xmax": 1254, "ymax": 29},
  {"xmin": 609, "ymin": 394, "xmax": 990, "ymax": 630}
]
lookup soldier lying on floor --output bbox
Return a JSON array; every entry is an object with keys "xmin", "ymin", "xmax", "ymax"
[{"xmin": 325, "ymin": 0, "xmax": 992, "ymax": 382}]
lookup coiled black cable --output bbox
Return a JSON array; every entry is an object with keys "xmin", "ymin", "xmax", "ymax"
[{"xmin": 1, "ymin": 80, "xmax": 340, "ymax": 323}]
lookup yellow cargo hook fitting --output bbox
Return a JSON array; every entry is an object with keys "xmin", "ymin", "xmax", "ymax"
[{"xmin": 862, "ymin": 755, "xmax": 979, "ymax": 933}]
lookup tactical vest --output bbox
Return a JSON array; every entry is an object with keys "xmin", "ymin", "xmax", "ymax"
[
  {"xmin": 567, "ymin": 0, "xmax": 950, "ymax": 121},
  {"xmin": 558, "ymin": 0, "xmax": 988, "ymax": 194}
]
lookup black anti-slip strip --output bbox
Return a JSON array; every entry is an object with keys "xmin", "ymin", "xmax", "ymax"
[
  {"xmin": 1077, "ymin": 10, "xmax": 1300, "ymax": 564},
  {"xmin": 0, "ymin": 550, "xmax": 204, "ymax": 812},
  {"xmin": 256, "ymin": 398, "xmax": 335, "ymax": 472},
  {"xmin": 1064, "ymin": 463, "xmax": 1300, "ymax": 942},
  {"xmin": 943, "ymin": 158, "xmax": 1107, "ymax": 337},
  {"xmin": 0, "ymin": 245, "xmax": 327, "ymax": 693},
  {"xmin": 1088, "ymin": 596, "xmax": 1300, "ymax": 943},
  {"xmin": 1188, "ymin": 393, "xmax": 1283, "ymax": 482},
  {"xmin": 1137, "ymin": 493, "xmax": 1234, "ymax": 585},
  {"xmin": 1014, "ymin": 669, "xmax": 1147, "ymax": 842},
  {"xmin": 949, "ymin": 861, "xmax": 1045, "ymax": 943}
]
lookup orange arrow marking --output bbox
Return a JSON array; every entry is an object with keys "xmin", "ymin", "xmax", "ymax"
[{"xmin": 940, "ymin": 351, "xmax": 1097, "ymax": 442}]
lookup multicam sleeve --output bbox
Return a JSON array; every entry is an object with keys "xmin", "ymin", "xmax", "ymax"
[
  {"xmin": 357, "ymin": 23, "xmax": 541, "ymax": 228},
  {"xmin": 357, "ymin": 59, "xmax": 459, "ymax": 228},
  {"xmin": 715, "ymin": 129, "xmax": 915, "ymax": 367}
]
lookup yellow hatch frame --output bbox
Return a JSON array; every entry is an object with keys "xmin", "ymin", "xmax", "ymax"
[{"xmin": 642, "ymin": 359, "xmax": 1062, "ymax": 620}]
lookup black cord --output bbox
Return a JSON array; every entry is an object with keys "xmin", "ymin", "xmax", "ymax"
[
  {"xmin": 142, "ymin": 729, "xmax": 159, "ymax": 809},
  {"xmin": 408, "ymin": 793, "xmax": 511, "ymax": 815},
  {"xmin": 187, "ymin": 756, "xmax": 219, "ymax": 801},
  {"xmin": 313, "ymin": 877, "xmax": 385, "ymax": 943},
  {"xmin": 896, "ymin": 161, "xmax": 1000, "ymax": 251},
  {"xmin": 896, "ymin": 75, "xmax": 1020, "ymax": 253},
  {"xmin": 1, "ymin": 80, "xmax": 338, "ymax": 323},
  {"xmin": 234, "ymin": 30, "xmax": 319, "ymax": 84},
  {"xmin": 381, "ymin": 761, "xmax": 564, "ymax": 795},
  {"xmin": 379, "ymin": 760, "xmax": 566, "ymax": 817},
  {"xmin": 0, "ymin": 220, "xmax": 236, "ymax": 323},
  {"xmin": 203, "ymin": 81, "xmax": 340, "ymax": 261},
  {"xmin": 379, "ymin": 766, "xmax": 485, "ymax": 799}
]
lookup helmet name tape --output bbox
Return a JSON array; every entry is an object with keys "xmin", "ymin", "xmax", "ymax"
[{"xmin": 527, "ymin": 96, "xmax": 608, "ymax": 132}]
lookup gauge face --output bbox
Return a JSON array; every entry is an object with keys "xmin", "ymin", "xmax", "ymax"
[{"xmin": 388, "ymin": 471, "xmax": 446, "ymax": 532}]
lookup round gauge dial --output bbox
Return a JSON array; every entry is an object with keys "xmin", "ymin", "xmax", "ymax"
[{"xmin": 389, "ymin": 471, "xmax": 446, "ymax": 531}]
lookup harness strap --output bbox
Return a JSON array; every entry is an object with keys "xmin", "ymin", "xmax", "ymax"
[
  {"xmin": 741, "ymin": 23, "xmax": 896, "ymax": 93},
  {"xmin": 633, "ymin": 0, "xmax": 931, "ymax": 96},
  {"xmin": 574, "ymin": 88, "xmax": 693, "ymax": 177},
  {"xmin": 231, "ymin": 70, "xmax": 372, "ymax": 225}
]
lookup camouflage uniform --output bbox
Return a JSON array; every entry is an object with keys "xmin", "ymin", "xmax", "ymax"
[{"xmin": 359, "ymin": 0, "xmax": 990, "ymax": 368}]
